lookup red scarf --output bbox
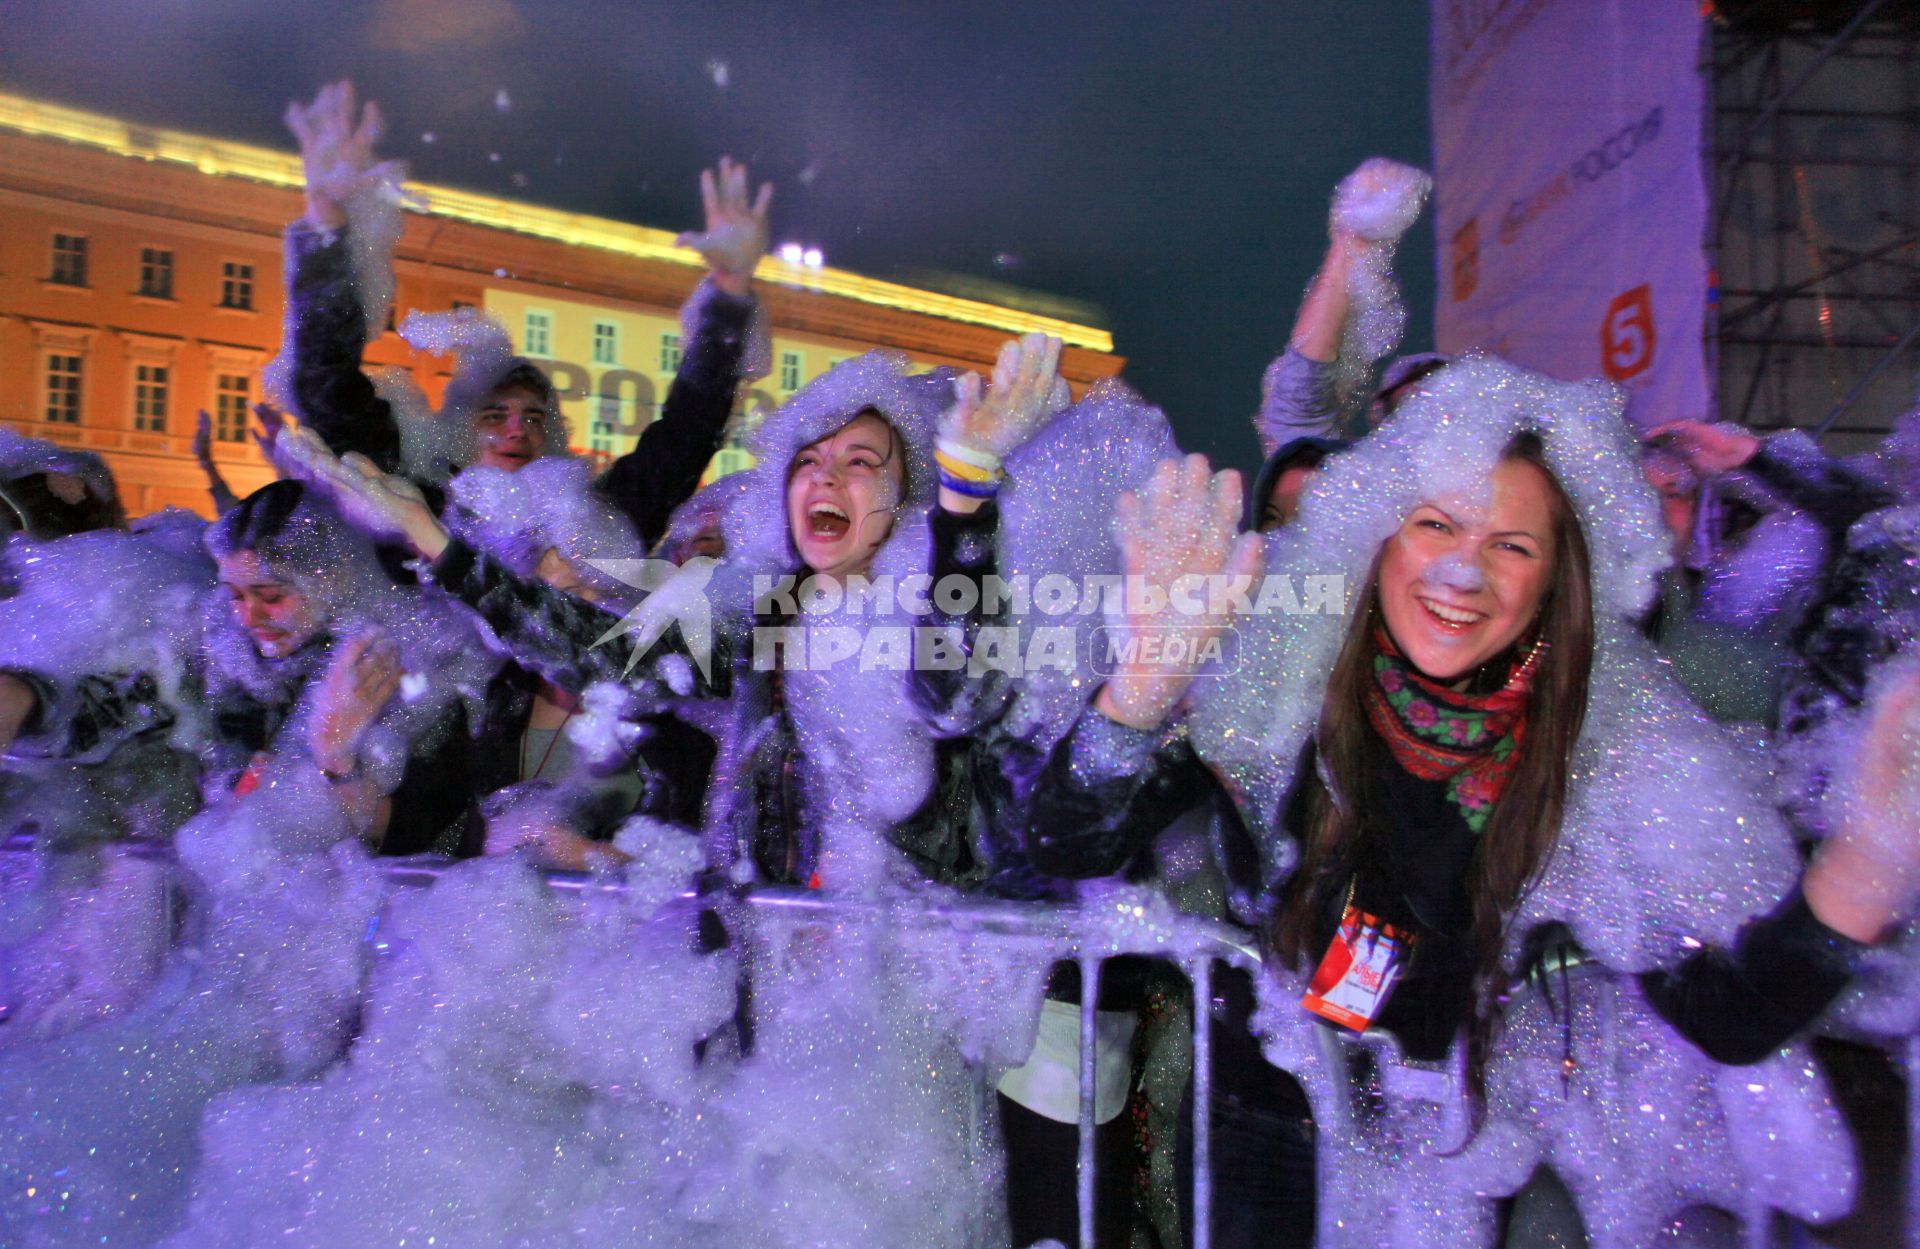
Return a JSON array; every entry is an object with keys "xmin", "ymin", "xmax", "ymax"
[{"xmin": 1360, "ymin": 628, "xmax": 1539, "ymax": 833}]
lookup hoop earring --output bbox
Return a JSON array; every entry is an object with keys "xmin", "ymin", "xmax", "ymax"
[{"xmin": 1509, "ymin": 634, "xmax": 1549, "ymax": 689}]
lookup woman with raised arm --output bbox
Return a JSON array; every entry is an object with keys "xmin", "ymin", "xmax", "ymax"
[
  {"xmin": 282, "ymin": 334, "xmax": 1087, "ymax": 890},
  {"xmin": 1013, "ymin": 355, "xmax": 1919, "ymax": 1246},
  {"xmin": 286, "ymin": 335, "xmax": 1136, "ymax": 1246}
]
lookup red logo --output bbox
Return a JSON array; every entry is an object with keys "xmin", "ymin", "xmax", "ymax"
[
  {"xmin": 1601, "ymin": 284, "xmax": 1655, "ymax": 380},
  {"xmin": 1450, "ymin": 217, "xmax": 1480, "ymax": 303}
]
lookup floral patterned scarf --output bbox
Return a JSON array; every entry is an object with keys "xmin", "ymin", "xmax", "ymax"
[{"xmin": 1361, "ymin": 628, "xmax": 1538, "ymax": 833}]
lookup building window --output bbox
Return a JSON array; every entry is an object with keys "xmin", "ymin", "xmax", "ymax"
[
  {"xmin": 44, "ymin": 354, "xmax": 82, "ymax": 423},
  {"xmin": 214, "ymin": 373, "xmax": 251, "ymax": 442},
  {"xmin": 134, "ymin": 364, "xmax": 170, "ymax": 432},
  {"xmin": 590, "ymin": 395, "xmax": 620, "ymax": 455},
  {"xmin": 49, "ymin": 234, "xmax": 88, "ymax": 287},
  {"xmin": 659, "ymin": 332, "xmax": 682, "ymax": 374},
  {"xmin": 593, "ymin": 321, "xmax": 620, "ymax": 366},
  {"xmin": 779, "ymin": 350, "xmax": 804, "ymax": 392},
  {"xmin": 138, "ymin": 248, "xmax": 175, "ymax": 299},
  {"xmin": 524, "ymin": 310, "xmax": 553, "ymax": 357},
  {"xmin": 219, "ymin": 262, "xmax": 255, "ymax": 310}
]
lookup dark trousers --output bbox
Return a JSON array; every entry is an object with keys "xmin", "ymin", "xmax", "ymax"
[
  {"xmin": 1178, "ymin": 965, "xmax": 1317, "ymax": 1249},
  {"xmin": 1000, "ymin": 1090, "xmax": 1134, "ymax": 1248}
]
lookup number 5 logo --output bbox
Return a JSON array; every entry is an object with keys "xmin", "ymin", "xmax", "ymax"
[{"xmin": 1601, "ymin": 285, "xmax": 1655, "ymax": 380}]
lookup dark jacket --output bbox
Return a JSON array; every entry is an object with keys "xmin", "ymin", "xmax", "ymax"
[
  {"xmin": 1750, "ymin": 438, "xmax": 1918, "ymax": 841},
  {"xmin": 1008, "ymin": 699, "xmax": 1858, "ymax": 1065},
  {"xmin": 425, "ymin": 506, "xmax": 1006, "ymax": 887},
  {"xmin": 11, "ymin": 638, "xmax": 485, "ymax": 857}
]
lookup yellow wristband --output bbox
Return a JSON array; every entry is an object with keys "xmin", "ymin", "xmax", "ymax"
[{"xmin": 934, "ymin": 449, "xmax": 1002, "ymax": 483}]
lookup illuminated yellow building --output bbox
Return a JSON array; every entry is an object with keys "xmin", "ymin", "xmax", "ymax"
[{"xmin": 0, "ymin": 90, "xmax": 1121, "ymax": 517}]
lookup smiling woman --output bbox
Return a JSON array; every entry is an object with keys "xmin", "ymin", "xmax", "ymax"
[{"xmin": 1377, "ymin": 441, "xmax": 1570, "ymax": 687}]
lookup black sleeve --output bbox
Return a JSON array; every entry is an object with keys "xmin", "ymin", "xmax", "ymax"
[
  {"xmin": 5, "ymin": 669, "xmax": 178, "ymax": 765},
  {"xmin": 598, "ymin": 287, "xmax": 754, "ymax": 550},
  {"xmin": 429, "ymin": 536, "xmax": 724, "ymax": 699},
  {"xmin": 381, "ymin": 701, "xmax": 484, "ymax": 858},
  {"xmin": 1745, "ymin": 439, "xmax": 1896, "ymax": 546},
  {"xmin": 430, "ymin": 536, "xmax": 641, "ymax": 694},
  {"xmin": 1003, "ymin": 702, "xmax": 1210, "ymax": 880},
  {"xmin": 283, "ymin": 224, "xmax": 405, "ymax": 474},
  {"xmin": 1638, "ymin": 889, "xmax": 1861, "ymax": 1065},
  {"xmin": 909, "ymin": 501, "xmax": 1016, "ymax": 736}
]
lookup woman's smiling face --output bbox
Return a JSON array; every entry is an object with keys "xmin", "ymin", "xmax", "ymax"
[
  {"xmin": 785, "ymin": 411, "xmax": 905, "ymax": 581},
  {"xmin": 1376, "ymin": 455, "xmax": 1558, "ymax": 684}
]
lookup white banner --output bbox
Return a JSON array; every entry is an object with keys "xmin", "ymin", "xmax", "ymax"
[{"xmin": 1431, "ymin": 0, "xmax": 1709, "ymax": 430}]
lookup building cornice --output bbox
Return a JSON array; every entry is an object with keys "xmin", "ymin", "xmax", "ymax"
[{"xmin": 0, "ymin": 90, "xmax": 1114, "ymax": 353}]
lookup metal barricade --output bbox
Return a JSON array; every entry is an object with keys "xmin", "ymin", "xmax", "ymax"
[{"xmin": 3, "ymin": 838, "xmax": 1261, "ymax": 1249}]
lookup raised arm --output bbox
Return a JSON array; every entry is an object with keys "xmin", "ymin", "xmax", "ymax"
[
  {"xmin": 278, "ymin": 82, "xmax": 408, "ymax": 471},
  {"xmin": 1642, "ymin": 663, "xmax": 1920, "ymax": 1062},
  {"xmin": 995, "ymin": 456, "xmax": 1261, "ymax": 876},
  {"xmin": 1649, "ymin": 419, "xmax": 1896, "ymax": 546},
  {"xmin": 906, "ymin": 334, "xmax": 1071, "ymax": 732},
  {"xmin": 601, "ymin": 158, "xmax": 772, "ymax": 548},
  {"xmin": 277, "ymin": 429, "xmax": 662, "ymax": 694},
  {"xmin": 193, "ymin": 410, "xmax": 240, "ymax": 516},
  {"xmin": 1256, "ymin": 158, "xmax": 1429, "ymax": 454}
]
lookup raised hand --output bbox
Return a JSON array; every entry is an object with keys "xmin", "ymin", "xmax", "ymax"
[
  {"xmin": 193, "ymin": 409, "xmax": 215, "ymax": 466},
  {"xmin": 1330, "ymin": 156, "xmax": 1431, "ymax": 244},
  {"xmin": 251, "ymin": 401, "xmax": 289, "ymax": 460},
  {"xmin": 284, "ymin": 81, "xmax": 404, "ymax": 232},
  {"xmin": 1098, "ymin": 455, "xmax": 1264, "ymax": 729},
  {"xmin": 278, "ymin": 427, "xmax": 447, "ymax": 558},
  {"xmin": 1645, "ymin": 419, "xmax": 1762, "ymax": 477},
  {"xmin": 307, "ymin": 629, "xmax": 403, "ymax": 779},
  {"xmin": 940, "ymin": 333, "xmax": 1068, "ymax": 462},
  {"xmin": 193, "ymin": 410, "xmax": 239, "ymax": 512},
  {"xmin": 675, "ymin": 156, "xmax": 773, "ymax": 297}
]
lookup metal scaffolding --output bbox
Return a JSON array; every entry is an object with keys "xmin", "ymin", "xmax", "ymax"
[{"xmin": 1710, "ymin": 0, "xmax": 1920, "ymax": 450}]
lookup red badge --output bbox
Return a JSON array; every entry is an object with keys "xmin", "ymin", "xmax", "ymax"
[{"xmin": 1302, "ymin": 898, "xmax": 1414, "ymax": 1033}]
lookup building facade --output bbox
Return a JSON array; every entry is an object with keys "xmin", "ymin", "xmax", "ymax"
[{"xmin": 0, "ymin": 92, "xmax": 1120, "ymax": 518}]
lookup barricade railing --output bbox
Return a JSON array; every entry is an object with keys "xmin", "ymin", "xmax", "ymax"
[
  {"xmin": 3, "ymin": 836, "xmax": 1263, "ymax": 1249},
  {"xmin": 13, "ymin": 834, "xmax": 1920, "ymax": 1249}
]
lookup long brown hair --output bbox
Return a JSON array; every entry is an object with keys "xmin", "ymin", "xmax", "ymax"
[{"xmin": 1275, "ymin": 432, "xmax": 1594, "ymax": 989}]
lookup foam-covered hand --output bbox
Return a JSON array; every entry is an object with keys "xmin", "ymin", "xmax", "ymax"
[
  {"xmin": 284, "ymin": 81, "xmax": 405, "ymax": 232},
  {"xmin": 1808, "ymin": 662, "xmax": 1920, "ymax": 943},
  {"xmin": 307, "ymin": 630, "xmax": 402, "ymax": 779},
  {"xmin": 1100, "ymin": 455, "xmax": 1263, "ymax": 729},
  {"xmin": 1330, "ymin": 157, "xmax": 1432, "ymax": 243},
  {"xmin": 278, "ymin": 427, "xmax": 446, "ymax": 557},
  {"xmin": 675, "ymin": 157, "xmax": 772, "ymax": 297},
  {"xmin": 939, "ymin": 333, "xmax": 1068, "ymax": 461}
]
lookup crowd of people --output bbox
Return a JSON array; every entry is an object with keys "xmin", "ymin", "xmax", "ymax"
[{"xmin": 4, "ymin": 82, "xmax": 1920, "ymax": 1249}]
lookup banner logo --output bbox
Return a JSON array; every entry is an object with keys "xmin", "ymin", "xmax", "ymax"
[{"xmin": 1600, "ymin": 285, "xmax": 1655, "ymax": 381}]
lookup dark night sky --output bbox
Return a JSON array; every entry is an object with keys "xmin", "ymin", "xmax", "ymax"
[{"xmin": 0, "ymin": 0, "xmax": 1434, "ymax": 474}]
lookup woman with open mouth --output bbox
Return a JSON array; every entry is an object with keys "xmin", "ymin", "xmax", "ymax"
[{"xmin": 278, "ymin": 333, "xmax": 1096, "ymax": 891}]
